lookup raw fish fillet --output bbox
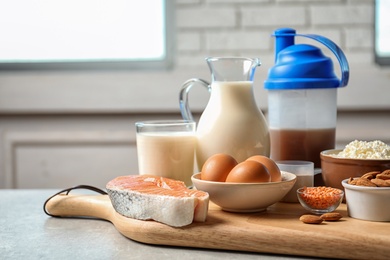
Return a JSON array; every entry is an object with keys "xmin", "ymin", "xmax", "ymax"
[{"xmin": 106, "ymin": 175, "xmax": 209, "ymax": 227}]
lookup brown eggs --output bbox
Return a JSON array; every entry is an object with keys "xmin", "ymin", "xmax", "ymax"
[
  {"xmin": 201, "ymin": 153, "xmax": 238, "ymax": 182},
  {"xmin": 246, "ymin": 155, "xmax": 282, "ymax": 182},
  {"xmin": 200, "ymin": 153, "xmax": 281, "ymax": 184},
  {"xmin": 226, "ymin": 160, "xmax": 271, "ymax": 183}
]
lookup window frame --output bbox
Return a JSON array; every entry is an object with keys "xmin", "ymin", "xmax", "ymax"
[
  {"xmin": 374, "ymin": 0, "xmax": 390, "ymax": 66},
  {"xmin": 0, "ymin": 0, "xmax": 175, "ymax": 71}
]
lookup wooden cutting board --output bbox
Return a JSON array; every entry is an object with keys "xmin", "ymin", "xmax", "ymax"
[{"xmin": 45, "ymin": 194, "xmax": 390, "ymax": 259}]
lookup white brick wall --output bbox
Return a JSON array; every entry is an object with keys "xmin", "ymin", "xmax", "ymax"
[
  {"xmin": 175, "ymin": 0, "xmax": 375, "ymax": 67},
  {"xmin": 241, "ymin": 6, "xmax": 306, "ymax": 27}
]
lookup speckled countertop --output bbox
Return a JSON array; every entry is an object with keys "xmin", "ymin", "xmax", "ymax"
[{"xmin": 0, "ymin": 189, "xmax": 316, "ymax": 260}]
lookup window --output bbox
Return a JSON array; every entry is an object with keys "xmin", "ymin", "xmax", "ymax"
[
  {"xmin": 0, "ymin": 0, "xmax": 174, "ymax": 70},
  {"xmin": 375, "ymin": 0, "xmax": 390, "ymax": 66}
]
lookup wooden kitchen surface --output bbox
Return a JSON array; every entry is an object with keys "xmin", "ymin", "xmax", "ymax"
[{"xmin": 46, "ymin": 194, "xmax": 390, "ymax": 259}]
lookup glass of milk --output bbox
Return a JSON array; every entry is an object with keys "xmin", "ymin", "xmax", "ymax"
[
  {"xmin": 135, "ymin": 120, "xmax": 196, "ymax": 187},
  {"xmin": 277, "ymin": 161, "xmax": 314, "ymax": 203}
]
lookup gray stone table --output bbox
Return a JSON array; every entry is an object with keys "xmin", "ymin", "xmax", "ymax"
[{"xmin": 0, "ymin": 189, "xmax": 315, "ymax": 260}]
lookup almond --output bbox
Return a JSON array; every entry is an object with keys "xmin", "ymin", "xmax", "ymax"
[
  {"xmin": 299, "ymin": 214, "xmax": 323, "ymax": 224},
  {"xmin": 377, "ymin": 170, "xmax": 390, "ymax": 180},
  {"xmin": 348, "ymin": 169, "xmax": 390, "ymax": 187},
  {"xmin": 320, "ymin": 212, "xmax": 343, "ymax": 221},
  {"xmin": 371, "ymin": 178, "xmax": 390, "ymax": 187},
  {"xmin": 355, "ymin": 178, "xmax": 377, "ymax": 187},
  {"xmin": 361, "ymin": 171, "xmax": 380, "ymax": 180},
  {"xmin": 347, "ymin": 177, "xmax": 357, "ymax": 185},
  {"xmin": 381, "ymin": 169, "xmax": 390, "ymax": 175}
]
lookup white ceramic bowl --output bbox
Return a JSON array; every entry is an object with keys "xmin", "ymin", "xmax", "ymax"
[
  {"xmin": 191, "ymin": 171, "xmax": 296, "ymax": 212},
  {"xmin": 342, "ymin": 178, "xmax": 390, "ymax": 222}
]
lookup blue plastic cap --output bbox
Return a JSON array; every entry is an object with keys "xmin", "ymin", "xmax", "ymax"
[
  {"xmin": 264, "ymin": 28, "xmax": 340, "ymax": 90},
  {"xmin": 273, "ymin": 28, "xmax": 296, "ymax": 61}
]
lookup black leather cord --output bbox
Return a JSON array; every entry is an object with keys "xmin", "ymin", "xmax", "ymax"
[{"xmin": 43, "ymin": 185, "xmax": 107, "ymax": 217}]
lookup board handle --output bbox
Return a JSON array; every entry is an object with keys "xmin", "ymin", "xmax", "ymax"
[{"xmin": 44, "ymin": 191, "xmax": 114, "ymax": 222}]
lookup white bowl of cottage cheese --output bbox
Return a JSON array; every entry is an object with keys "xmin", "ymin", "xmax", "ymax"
[{"xmin": 320, "ymin": 140, "xmax": 390, "ymax": 192}]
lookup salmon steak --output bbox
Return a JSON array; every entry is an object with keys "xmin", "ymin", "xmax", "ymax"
[{"xmin": 106, "ymin": 175, "xmax": 209, "ymax": 227}]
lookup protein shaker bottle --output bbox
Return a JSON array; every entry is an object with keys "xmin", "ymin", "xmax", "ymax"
[{"xmin": 264, "ymin": 28, "xmax": 349, "ymax": 169}]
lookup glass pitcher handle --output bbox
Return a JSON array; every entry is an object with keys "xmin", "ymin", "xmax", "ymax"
[
  {"xmin": 179, "ymin": 78, "xmax": 211, "ymax": 121},
  {"xmin": 296, "ymin": 33, "xmax": 350, "ymax": 87}
]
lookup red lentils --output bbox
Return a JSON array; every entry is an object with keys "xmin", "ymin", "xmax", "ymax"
[{"xmin": 297, "ymin": 186, "xmax": 343, "ymax": 210}]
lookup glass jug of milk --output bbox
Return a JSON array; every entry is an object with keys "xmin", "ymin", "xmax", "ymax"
[
  {"xmin": 264, "ymin": 28, "xmax": 350, "ymax": 168},
  {"xmin": 179, "ymin": 57, "xmax": 270, "ymax": 170}
]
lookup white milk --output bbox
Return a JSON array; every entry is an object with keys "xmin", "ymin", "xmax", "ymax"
[
  {"xmin": 196, "ymin": 81, "xmax": 270, "ymax": 169},
  {"xmin": 136, "ymin": 132, "xmax": 196, "ymax": 186}
]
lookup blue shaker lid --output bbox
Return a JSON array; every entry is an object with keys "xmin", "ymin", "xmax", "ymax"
[{"xmin": 264, "ymin": 28, "xmax": 341, "ymax": 90}]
